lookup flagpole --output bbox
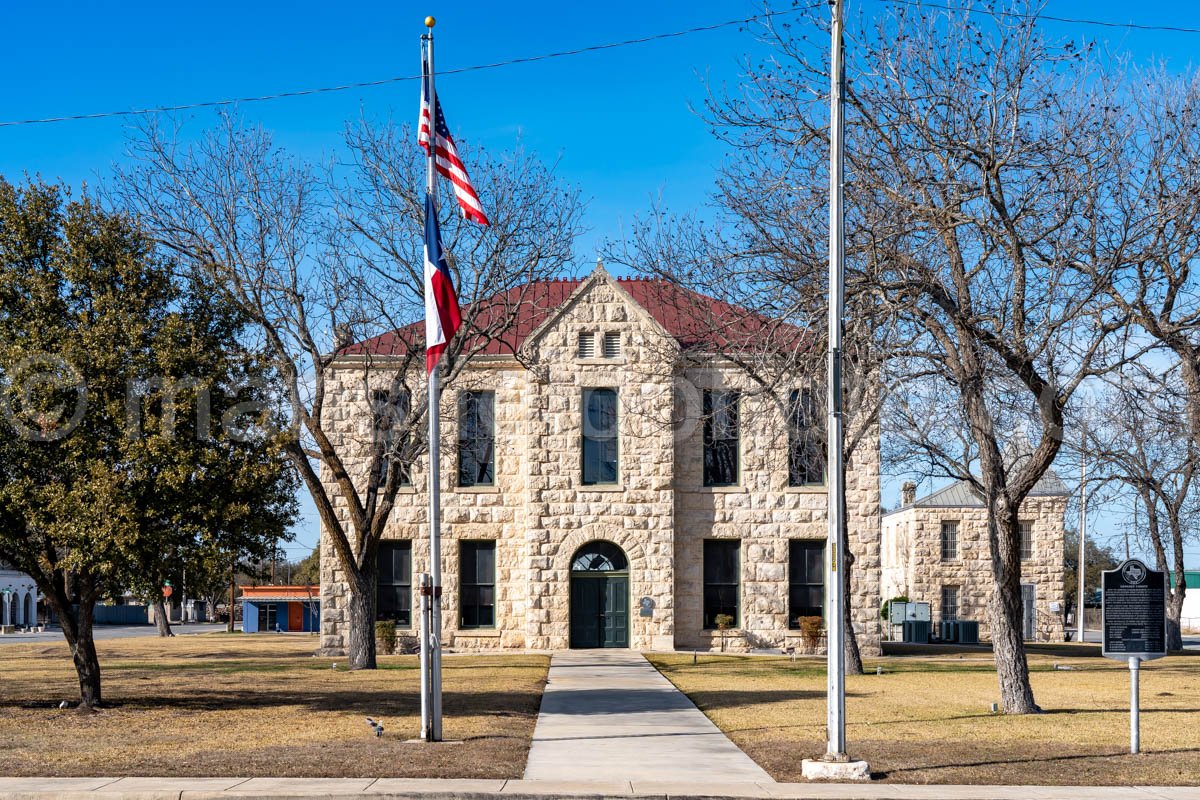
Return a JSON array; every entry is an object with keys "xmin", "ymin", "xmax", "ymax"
[
  {"xmin": 423, "ymin": 14, "xmax": 445, "ymax": 744},
  {"xmin": 803, "ymin": 0, "xmax": 867, "ymax": 781}
]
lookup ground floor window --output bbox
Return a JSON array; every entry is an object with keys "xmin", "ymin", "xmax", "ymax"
[
  {"xmin": 703, "ymin": 539, "xmax": 740, "ymax": 629},
  {"xmin": 788, "ymin": 540, "xmax": 824, "ymax": 627},
  {"xmin": 460, "ymin": 540, "xmax": 496, "ymax": 629},
  {"xmin": 261, "ymin": 603, "xmax": 278, "ymax": 631},
  {"xmin": 941, "ymin": 586, "xmax": 959, "ymax": 623},
  {"xmin": 377, "ymin": 540, "xmax": 412, "ymax": 626}
]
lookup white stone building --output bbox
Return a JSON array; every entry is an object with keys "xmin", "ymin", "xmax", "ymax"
[
  {"xmin": 0, "ymin": 562, "xmax": 40, "ymax": 630},
  {"xmin": 880, "ymin": 472, "xmax": 1069, "ymax": 642},
  {"xmin": 319, "ymin": 267, "xmax": 882, "ymax": 654}
]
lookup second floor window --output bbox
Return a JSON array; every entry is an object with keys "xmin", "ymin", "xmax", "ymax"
[
  {"xmin": 940, "ymin": 520, "xmax": 958, "ymax": 561},
  {"xmin": 703, "ymin": 390, "xmax": 740, "ymax": 487},
  {"xmin": 372, "ymin": 389, "xmax": 411, "ymax": 487},
  {"xmin": 788, "ymin": 389, "xmax": 825, "ymax": 486},
  {"xmin": 458, "ymin": 391, "xmax": 495, "ymax": 487},
  {"xmin": 582, "ymin": 388, "xmax": 618, "ymax": 485},
  {"xmin": 1019, "ymin": 521, "xmax": 1033, "ymax": 560}
]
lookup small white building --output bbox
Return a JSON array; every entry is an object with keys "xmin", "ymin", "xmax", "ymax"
[{"xmin": 0, "ymin": 562, "xmax": 41, "ymax": 630}]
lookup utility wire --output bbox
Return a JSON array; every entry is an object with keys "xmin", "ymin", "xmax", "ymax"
[
  {"xmin": 0, "ymin": 6, "xmax": 821, "ymax": 129},
  {"xmin": 879, "ymin": 0, "xmax": 1200, "ymax": 35}
]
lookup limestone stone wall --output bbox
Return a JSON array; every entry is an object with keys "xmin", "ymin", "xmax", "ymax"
[
  {"xmin": 673, "ymin": 371, "xmax": 881, "ymax": 655},
  {"xmin": 880, "ymin": 495, "xmax": 1067, "ymax": 641}
]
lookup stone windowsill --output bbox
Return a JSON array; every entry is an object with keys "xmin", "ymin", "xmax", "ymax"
[
  {"xmin": 455, "ymin": 628, "xmax": 501, "ymax": 637},
  {"xmin": 784, "ymin": 484, "xmax": 827, "ymax": 494},
  {"xmin": 700, "ymin": 628, "xmax": 744, "ymax": 636},
  {"xmin": 682, "ymin": 484, "xmax": 746, "ymax": 494},
  {"xmin": 578, "ymin": 483, "xmax": 625, "ymax": 492},
  {"xmin": 575, "ymin": 357, "xmax": 627, "ymax": 366},
  {"xmin": 455, "ymin": 484, "xmax": 500, "ymax": 494}
]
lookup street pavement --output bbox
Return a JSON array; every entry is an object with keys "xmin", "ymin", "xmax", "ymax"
[
  {"xmin": 0, "ymin": 622, "xmax": 229, "ymax": 645},
  {"xmin": 523, "ymin": 649, "xmax": 772, "ymax": 783}
]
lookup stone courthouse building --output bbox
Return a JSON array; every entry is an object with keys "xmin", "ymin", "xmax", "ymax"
[
  {"xmin": 880, "ymin": 468, "xmax": 1069, "ymax": 642},
  {"xmin": 319, "ymin": 266, "xmax": 881, "ymax": 654}
]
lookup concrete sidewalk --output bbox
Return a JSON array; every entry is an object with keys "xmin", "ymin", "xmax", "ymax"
[
  {"xmin": 522, "ymin": 649, "xmax": 772, "ymax": 783},
  {"xmin": 1, "ymin": 777, "xmax": 1198, "ymax": 799}
]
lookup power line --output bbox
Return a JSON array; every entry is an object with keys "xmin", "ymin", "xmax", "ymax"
[
  {"xmin": 0, "ymin": 6, "xmax": 820, "ymax": 129},
  {"xmin": 878, "ymin": 0, "xmax": 1200, "ymax": 36}
]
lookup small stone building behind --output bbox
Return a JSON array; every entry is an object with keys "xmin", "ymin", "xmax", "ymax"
[
  {"xmin": 880, "ymin": 471, "xmax": 1069, "ymax": 641},
  {"xmin": 319, "ymin": 266, "xmax": 883, "ymax": 654}
]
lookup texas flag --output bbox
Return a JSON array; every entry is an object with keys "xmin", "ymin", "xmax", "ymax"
[{"xmin": 424, "ymin": 192, "xmax": 461, "ymax": 373}]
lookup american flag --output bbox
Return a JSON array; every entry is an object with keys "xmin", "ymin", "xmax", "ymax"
[{"xmin": 419, "ymin": 61, "xmax": 489, "ymax": 226}]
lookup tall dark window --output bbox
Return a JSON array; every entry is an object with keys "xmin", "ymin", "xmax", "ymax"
[
  {"xmin": 1019, "ymin": 521, "xmax": 1034, "ymax": 561},
  {"xmin": 703, "ymin": 390, "xmax": 740, "ymax": 486},
  {"xmin": 788, "ymin": 540, "xmax": 825, "ymax": 628},
  {"xmin": 940, "ymin": 521, "xmax": 958, "ymax": 561},
  {"xmin": 941, "ymin": 585, "xmax": 960, "ymax": 623},
  {"xmin": 458, "ymin": 391, "xmax": 495, "ymax": 487},
  {"xmin": 788, "ymin": 389, "xmax": 825, "ymax": 486},
  {"xmin": 582, "ymin": 388, "xmax": 618, "ymax": 485},
  {"xmin": 372, "ymin": 389, "xmax": 411, "ymax": 487},
  {"xmin": 377, "ymin": 540, "xmax": 412, "ymax": 626},
  {"xmin": 460, "ymin": 540, "xmax": 496, "ymax": 629},
  {"xmin": 703, "ymin": 539, "xmax": 740, "ymax": 629}
]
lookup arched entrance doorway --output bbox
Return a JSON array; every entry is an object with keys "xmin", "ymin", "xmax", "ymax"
[
  {"xmin": 24, "ymin": 593, "xmax": 34, "ymax": 627},
  {"xmin": 569, "ymin": 541, "xmax": 630, "ymax": 649}
]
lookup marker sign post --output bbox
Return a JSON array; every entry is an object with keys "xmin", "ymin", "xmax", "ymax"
[{"xmin": 1101, "ymin": 559, "xmax": 1167, "ymax": 754}]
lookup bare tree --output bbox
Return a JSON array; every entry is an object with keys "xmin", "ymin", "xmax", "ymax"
[
  {"xmin": 1077, "ymin": 366, "xmax": 1198, "ymax": 650},
  {"xmin": 116, "ymin": 111, "xmax": 583, "ymax": 668}
]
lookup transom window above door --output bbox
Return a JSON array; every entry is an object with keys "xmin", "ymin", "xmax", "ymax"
[{"xmin": 571, "ymin": 541, "xmax": 628, "ymax": 572}]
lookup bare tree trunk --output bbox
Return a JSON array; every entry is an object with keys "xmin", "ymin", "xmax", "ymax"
[
  {"xmin": 152, "ymin": 598, "xmax": 174, "ymax": 637},
  {"xmin": 988, "ymin": 505, "xmax": 1040, "ymax": 714},
  {"xmin": 228, "ymin": 560, "xmax": 236, "ymax": 634},
  {"xmin": 841, "ymin": 492, "xmax": 864, "ymax": 674},
  {"xmin": 345, "ymin": 574, "xmax": 377, "ymax": 670},
  {"xmin": 1167, "ymin": 586, "xmax": 1186, "ymax": 652}
]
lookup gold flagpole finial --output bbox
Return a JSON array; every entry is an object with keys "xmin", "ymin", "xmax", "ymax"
[{"xmin": 424, "ymin": 15, "xmax": 436, "ymax": 28}]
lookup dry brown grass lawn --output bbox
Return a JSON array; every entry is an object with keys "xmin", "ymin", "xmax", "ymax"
[
  {"xmin": 0, "ymin": 634, "xmax": 547, "ymax": 778},
  {"xmin": 648, "ymin": 647, "xmax": 1200, "ymax": 785}
]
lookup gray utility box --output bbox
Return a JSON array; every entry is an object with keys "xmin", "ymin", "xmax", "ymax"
[{"xmin": 902, "ymin": 619, "xmax": 932, "ymax": 643}]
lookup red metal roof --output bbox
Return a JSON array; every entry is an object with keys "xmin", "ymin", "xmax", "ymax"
[{"xmin": 339, "ymin": 276, "xmax": 806, "ymax": 358}]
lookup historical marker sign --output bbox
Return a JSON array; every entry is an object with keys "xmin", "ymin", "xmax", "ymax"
[{"xmin": 1102, "ymin": 558, "xmax": 1167, "ymax": 660}]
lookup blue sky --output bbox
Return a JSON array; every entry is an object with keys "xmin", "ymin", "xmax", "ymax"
[{"xmin": 2, "ymin": 1, "xmax": 1199, "ymax": 566}]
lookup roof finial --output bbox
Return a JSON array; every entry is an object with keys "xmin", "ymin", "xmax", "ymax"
[{"xmin": 593, "ymin": 255, "xmax": 607, "ymax": 276}]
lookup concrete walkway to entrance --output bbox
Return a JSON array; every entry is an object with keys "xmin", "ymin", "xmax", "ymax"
[{"xmin": 523, "ymin": 649, "xmax": 773, "ymax": 783}]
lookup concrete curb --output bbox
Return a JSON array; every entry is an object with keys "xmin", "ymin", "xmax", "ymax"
[{"xmin": 1, "ymin": 779, "xmax": 1198, "ymax": 800}]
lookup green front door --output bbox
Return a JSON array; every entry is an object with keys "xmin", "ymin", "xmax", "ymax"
[{"xmin": 570, "ymin": 575, "xmax": 629, "ymax": 648}]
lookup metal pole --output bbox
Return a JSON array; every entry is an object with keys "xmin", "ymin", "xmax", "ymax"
[
  {"xmin": 825, "ymin": 0, "xmax": 847, "ymax": 762},
  {"xmin": 1077, "ymin": 429, "xmax": 1087, "ymax": 644},
  {"xmin": 423, "ymin": 17, "xmax": 445, "ymax": 743},
  {"xmin": 419, "ymin": 572, "xmax": 431, "ymax": 739},
  {"xmin": 1129, "ymin": 656, "xmax": 1140, "ymax": 754}
]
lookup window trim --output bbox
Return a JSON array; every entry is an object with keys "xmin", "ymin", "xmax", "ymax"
[
  {"xmin": 459, "ymin": 540, "xmax": 497, "ymax": 630},
  {"xmin": 1019, "ymin": 520, "xmax": 1034, "ymax": 561},
  {"xmin": 457, "ymin": 390, "xmax": 496, "ymax": 488},
  {"xmin": 376, "ymin": 540, "xmax": 413, "ymax": 628},
  {"xmin": 581, "ymin": 387, "xmax": 620, "ymax": 486},
  {"xmin": 787, "ymin": 388, "xmax": 825, "ymax": 487},
  {"xmin": 703, "ymin": 389, "xmax": 741, "ymax": 488},
  {"xmin": 940, "ymin": 520, "xmax": 959, "ymax": 562},
  {"xmin": 788, "ymin": 539, "xmax": 825, "ymax": 629},
  {"xmin": 702, "ymin": 538, "xmax": 741, "ymax": 630}
]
